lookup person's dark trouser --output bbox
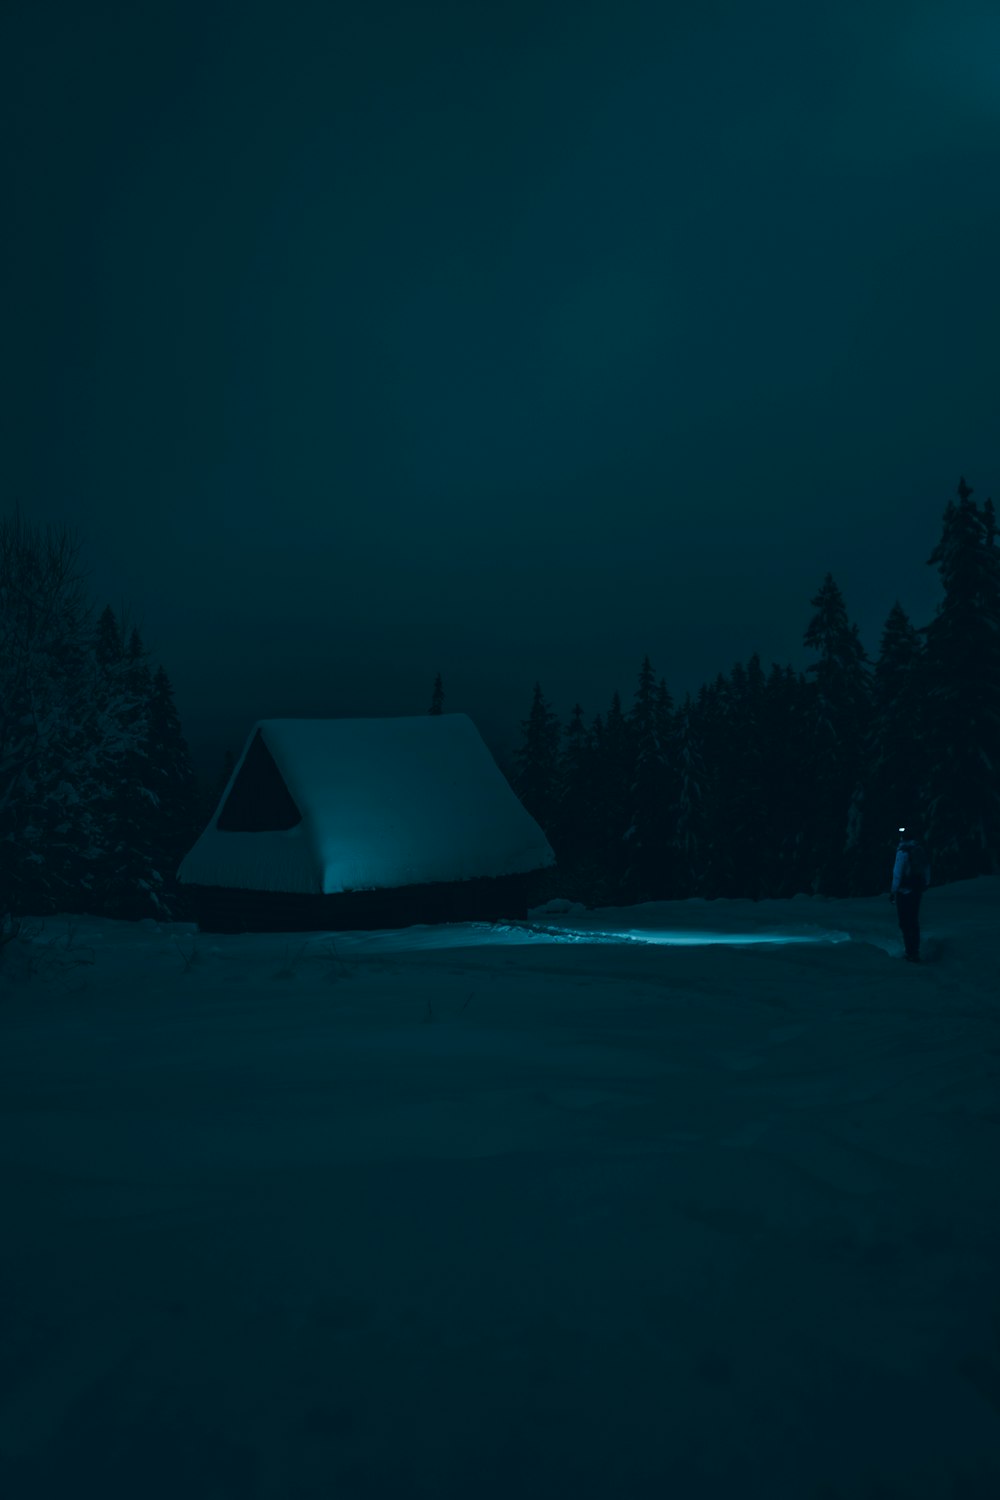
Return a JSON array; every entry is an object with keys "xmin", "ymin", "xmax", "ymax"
[{"xmin": 896, "ymin": 889, "xmax": 923, "ymax": 959}]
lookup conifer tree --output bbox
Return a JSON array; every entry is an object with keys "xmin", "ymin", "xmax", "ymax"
[
  {"xmin": 757, "ymin": 663, "xmax": 813, "ymax": 897},
  {"xmin": 919, "ymin": 477, "xmax": 1000, "ymax": 880},
  {"xmin": 0, "ymin": 520, "xmax": 207, "ymax": 922},
  {"xmin": 0, "ymin": 519, "xmax": 120, "ymax": 917},
  {"xmin": 654, "ymin": 678, "xmax": 673, "ymax": 753},
  {"xmin": 429, "ymin": 672, "xmax": 444, "ymax": 715},
  {"xmin": 706, "ymin": 672, "xmax": 737, "ymax": 896},
  {"xmin": 146, "ymin": 664, "xmax": 200, "ymax": 879},
  {"xmin": 802, "ymin": 574, "xmax": 872, "ymax": 893},
  {"xmin": 92, "ymin": 621, "xmax": 167, "ymax": 919},
  {"xmin": 567, "ymin": 710, "xmax": 614, "ymax": 901},
  {"xmin": 727, "ymin": 654, "xmax": 769, "ymax": 898},
  {"xmin": 597, "ymin": 688, "xmax": 632, "ymax": 889},
  {"xmin": 688, "ymin": 679, "xmax": 726, "ymax": 896},
  {"xmin": 701, "ymin": 658, "xmax": 771, "ymax": 898},
  {"xmin": 513, "ymin": 682, "xmax": 561, "ymax": 831},
  {"xmin": 95, "ymin": 603, "xmax": 123, "ymax": 669},
  {"xmin": 845, "ymin": 602, "xmax": 925, "ymax": 892},
  {"xmin": 669, "ymin": 693, "xmax": 710, "ymax": 895},
  {"xmin": 656, "ymin": 677, "xmax": 679, "ymax": 892},
  {"xmin": 631, "ymin": 655, "xmax": 656, "ymax": 731},
  {"xmin": 624, "ymin": 657, "xmax": 671, "ymax": 899},
  {"xmin": 551, "ymin": 702, "xmax": 590, "ymax": 866}
]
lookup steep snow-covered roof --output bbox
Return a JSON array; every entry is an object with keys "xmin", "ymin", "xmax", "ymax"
[{"xmin": 177, "ymin": 714, "xmax": 555, "ymax": 895}]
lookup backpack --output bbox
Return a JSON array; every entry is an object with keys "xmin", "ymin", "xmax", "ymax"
[{"xmin": 903, "ymin": 842, "xmax": 929, "ymax": 890}]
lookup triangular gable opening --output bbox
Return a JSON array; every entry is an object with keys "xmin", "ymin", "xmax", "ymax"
[{"xmin": 217, "ymin": 731, "xmax": 303, "ymax": 832}]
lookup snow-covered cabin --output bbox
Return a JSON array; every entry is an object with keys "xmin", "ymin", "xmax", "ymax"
[{"xmin": 178, "ymin": 715, "xmax": 555, "ymax": 932}]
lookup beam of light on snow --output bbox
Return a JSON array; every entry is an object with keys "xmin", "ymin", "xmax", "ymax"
[
  {"xmin": 493, "ymin": 922, "xmax": 853, "ymax": 948},
  {"xmin": 615, "ymin": 929, "xmax": 852, "ymax": 947},
  {"xmin": 301, "ymin": 922, "xmax": 854, "ymax": 957}
]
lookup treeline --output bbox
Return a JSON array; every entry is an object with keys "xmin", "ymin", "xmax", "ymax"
[
  {"xmin": 505, "ymin": 477, "xmax": 1000, "ymax": 904},
  {"xmin": 0, "ymin": 511, "xmax": 201, "ymax": 922},
  {"xmin": 4, "ymin": 479, "xmax": 999, "ymax": 925}
]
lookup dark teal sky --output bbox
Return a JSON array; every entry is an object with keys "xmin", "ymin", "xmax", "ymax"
[{"xmin": 4, "ymin": 0, "xmax": 998, "ymax": 773}]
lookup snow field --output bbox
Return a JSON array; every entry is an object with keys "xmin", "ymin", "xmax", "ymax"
[{"xmin": 1, "ymin": 881, "xmax": 998, "ymax": 1498}]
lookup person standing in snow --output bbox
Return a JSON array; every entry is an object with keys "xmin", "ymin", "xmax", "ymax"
[{"xmin": 890, "ymin": 826, "xmax": 930, "ymax": 963}]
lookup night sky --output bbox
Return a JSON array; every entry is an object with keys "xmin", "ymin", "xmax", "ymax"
[{"xmin": 5, "ymin": 0, "xmax": 998, "ymax": 776}]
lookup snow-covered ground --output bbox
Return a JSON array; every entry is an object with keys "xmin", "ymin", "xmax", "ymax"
[{"xmin": 1, "ymin": 881, "xmax": 999, "ymax": 1498}]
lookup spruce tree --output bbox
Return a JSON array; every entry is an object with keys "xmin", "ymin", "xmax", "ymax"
[
  {"xmin": 95, "ymin": 603, "xmax": 123, "ymax": 669},
  {"xmin": 919, "ymin": 477, "xmax": 1000, "ymax": 880},
  {"xmin": 744, "ymin": 654, "xmax": 770, "ymax": 888},
  {"xmin": 146, "ymin": 664, "xmax": 200, "ymax": 882},
  {"xmin": 551, "ymin": 703, "xmax": 590, "ymax": 866},
  {"xmin": 513, "ymin": 683, "xmax": 561, "ymax": 831},
  {"xmin": 573, "ymin": 711, "xmax": 616, "ymax": 903},
  {"xmin": 701, "ymin": 658, "xmax": 771, "ymax": 898},
  {"xmin": 688, "ymin": 678, "xmax": 727, "ymax": 897},
  {"xmin": 654, "ymin": 678, "xmax": 673, "ymax": 755},
  {"xmin": 697, "ymin": 664, "xmax": 767, "ymax": 899},
  {"xmin": 598, "ymin": 689, "xmax": 632, "ymax": 891},
  {"xmin": 429, "ymin": 672, "xmax": 444, "ymax": 715},
  {"xmin": 92, "ymin": 621, "xmax": 167, "ymax": 919},
  {"xmin": 757, "ymin": 664, "xmax": 813, "ymax": 897},
  {"xmin": 0, "ymin": 520, "xmax": 119, "ymax": 918},
  {"xmin": 656, "ymin": 677, "xmax": 679, "ymax": 892},
  {"xmin": 669, "ymin": 693, "xmax": 710, "ymax": 896},
  {"xmin": 845, "ymin": 602, "xmax": 925, "ymax": 893},
  {"xmin": 802, "ymin": 574, "xmax": 872, "ymax": 894},
  {"xmin": 0, "ymin": 525, "xmax": 206, "ymax": 923},
  {"xmin": 624, "ymin": 657, "xmax": 671, "ymax": 900},
  {"xmin": 725, "ymin": 655, "xmax": 769, "ymax": 898},
  {"xmin": 74, "ymin": 605, "xmax": 134, "ymax": 914}
]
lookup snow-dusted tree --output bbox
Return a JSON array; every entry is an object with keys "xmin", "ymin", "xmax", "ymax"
[
  {"xmin": 89, "ymin": 619, "xmax": 168, "ymax": 919},
  {"xmin": 513, "ymin": 682, "xmax": 561, "ymax": 831},
  {"xmin": 146, "ymin": 663, "xmax": 200, "ymax": 880},
  {"xmin": 918, "ymin": 477, "xmax": 1000, "ymax": 881},
  {"xmin": 802, "ymin": 574, "xmax": 873, "ymax": 894},
  {"xmin": 0, "ymin": 513, "xmax": 204, "ymax": 922},
  {"xmin": 0, "ymin": 513, "xmax": 108, "ymax": 916},
  {"xmin": 428, "ymin": 672, "xmax": 444, "ymax": 715}
]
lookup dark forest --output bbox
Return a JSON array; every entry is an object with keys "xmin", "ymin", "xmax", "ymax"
[{"xmin": 2, "ymin": 476, "xmax": 998, "ymax": 934}]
